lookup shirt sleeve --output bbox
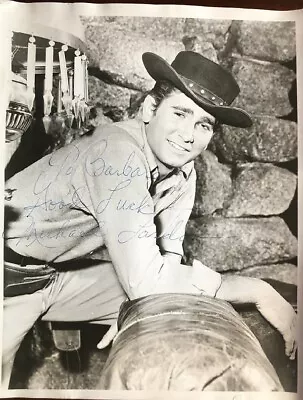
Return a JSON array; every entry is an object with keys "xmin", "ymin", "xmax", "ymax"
[
  {"xmin": 156, "ymin": 167, "xmax": 196, "ymax": 258},
  {"xmin": 79, "ymin": 132, "xmax": 221, "ymax": 299}
]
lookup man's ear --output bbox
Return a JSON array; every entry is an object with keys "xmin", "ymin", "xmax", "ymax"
[{"xmin": 142, "ymin": 95, "xmax": 156, "ymax": 123}]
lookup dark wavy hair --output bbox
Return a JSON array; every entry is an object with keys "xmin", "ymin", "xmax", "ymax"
[
  {"xmin": 128, "ymin": 79, "xmax": 219, "ymax": 129},
  {"xmin": 148, "ymin": 80, "xmax": 219, "ymax": 130},
  {"xmin": 148, "ymin": 80, "xmax": 178, "ymax": 110},
  {"xmin": 126, "ymin": 80, "xmax": 177, "ymax": 118}
]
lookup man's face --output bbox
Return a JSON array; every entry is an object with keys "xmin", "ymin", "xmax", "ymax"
[{"xmin": 143, "ymin": 90, "xmax": 215, "ymax": 175}]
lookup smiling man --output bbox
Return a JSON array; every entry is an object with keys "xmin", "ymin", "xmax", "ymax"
[
  {"xmin": 144, "ymin": 91, "xmax": 215, "ymax": 172},
  {"xmin": 3, "ymin": 51, "xmax": 297, "ymax": 388}
]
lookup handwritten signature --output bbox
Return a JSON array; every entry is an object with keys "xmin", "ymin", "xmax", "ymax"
[
  {"xmin": 14, "ymin": 136, "xmax": 185, "ymax": 251},
  {"xmin": 25, "ymin": 138, "xmax": 151, "ymax": 217},
  {"xmin": 118, "ymin": 219, "xmax": 185, "ymax": 244},
  {"xmin": 33, "ymin": 143, "xmax": 81, "ymax": 196},
  {"xmin": 24, "ymin": 186, "xmax": 88, "ymax": 217},
  {"xmin": 85, "ymin": 139, "xmax": 146, "ymax": 180},
  {"xmin": 32, "ymin": 138, "xmax": 146, "ymax": 195},
  {"xmin": 16, "ymin": 217, "xmax": 104, "ymax": 249}
]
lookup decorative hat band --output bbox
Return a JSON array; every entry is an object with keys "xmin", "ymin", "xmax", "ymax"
[{"xmin": 180, "ymin": 74, "xmax": 227, "ymax": 107}]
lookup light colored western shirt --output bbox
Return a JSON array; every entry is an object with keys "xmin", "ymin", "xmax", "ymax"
[{"xmin": 5, "ymin": 119, "xmax": 221, "ymax": 299}]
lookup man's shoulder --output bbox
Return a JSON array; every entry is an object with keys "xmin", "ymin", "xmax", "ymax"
[
  {"xmin": 80, "ymin": 120, "xmax": 149, "ymax": 170},
  {"xmin": 93, "ymin": 119, "xmax": 144, "ymax": 150}
]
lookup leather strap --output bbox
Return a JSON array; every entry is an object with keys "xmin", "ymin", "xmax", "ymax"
[{"xmin": 4, "ymin": 246, "xmax": 46, "ymax": 266}]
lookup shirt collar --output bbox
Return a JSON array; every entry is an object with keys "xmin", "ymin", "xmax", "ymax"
[{"xmin": 140, "ymin": 121, "xmax": 158, "ymax": 182}]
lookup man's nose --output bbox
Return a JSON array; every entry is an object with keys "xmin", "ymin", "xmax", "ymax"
[{"xmin": 178, "ymin": 126, "xmax": 194, "ymax": 143}]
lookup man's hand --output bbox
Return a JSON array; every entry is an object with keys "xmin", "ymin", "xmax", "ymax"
[
  {"xmin": 97, "ymin": 322, "xmax": 118, "ymax": 349},
  {"xmin": 216, "ymin": 275, "xmax": 297, "ymax": 359},
  {"xmin": 256, "ymin": 288, "xmax": 297, "ymax": 360}
]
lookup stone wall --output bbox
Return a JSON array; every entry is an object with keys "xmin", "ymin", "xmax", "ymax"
[{"xmin": 82, "ymin": 16, "xmax": 297, "ymax": 284}]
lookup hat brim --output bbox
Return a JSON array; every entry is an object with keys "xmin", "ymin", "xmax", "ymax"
[{"xmin": 142, "ymin": 52, "xmax": 252, "ymax": 128}]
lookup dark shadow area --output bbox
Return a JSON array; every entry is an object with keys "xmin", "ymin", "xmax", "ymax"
[
  {"xmin": 280, "ymin": 79, "xmax": 297, "ymax": 122},
  {"xmin": 280, "ymin": 57, "xmax": 297, "ymax": 122},
  {"xmin": 10, "ymin": 322, "xmax": 110, "ymax": 389},
  {"xmin": 10, "ymin": 321, "xmax": 55, "ymax": 389},
  {"xmin": 5, "ymin": 120, "xmax": 52, "ymax": 181},
  {"xmin": 276, "ymin": 158, "xmax": 297, "ymax": 237},
  {"xmin": 5, "ymin": 75, "xmax": 53, "ymax": 181},
  {"xmin": 281, "ymin": 185, "xmax": 297, "ymax": 237}
]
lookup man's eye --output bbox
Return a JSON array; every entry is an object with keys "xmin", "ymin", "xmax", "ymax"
[
  {"xmin": 174, "ymin": 112, "xmax": 185, "ymax": 118},
  {"xmin": 198, "ymin": 123, "xmax": 213, "ymax": 132}
]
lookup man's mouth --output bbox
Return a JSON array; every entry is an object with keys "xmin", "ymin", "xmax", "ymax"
[{"xmin": 167, "ymin": 140, "xmax": 190, "ymax": 152}]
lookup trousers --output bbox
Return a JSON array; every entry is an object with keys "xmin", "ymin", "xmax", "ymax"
[{"xmin": 2, "ymin": 261, "xmax": 127, "ymax": 388}]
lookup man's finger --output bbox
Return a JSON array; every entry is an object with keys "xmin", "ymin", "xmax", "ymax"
[
  {"xmin": 283, "ymin": 314, "xmax": 297, "ymax": 359},
  {"xmin": 288, "ymin": 340, "xmax": 297, "ymax": 360},
  {"xmin": 97, "ymin": 323, "xmax": 118, "ymax": 349},
  {"xmin": 285, "ymin": 339, "xmax": 293, "ymax": 358}
]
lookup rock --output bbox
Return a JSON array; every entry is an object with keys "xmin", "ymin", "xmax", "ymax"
[
  {"xmin": 88, "ymin": 106, "xmax": 113, "ymax": 128},
  {"xmin": 224, "ymin": 263, "xmax": 297, "ymax": 286},
  {"xmin": 223, "ymin": 163, "xmax": 297, "ymax": 217},
  {"xmin": 213, "ymin": 116, "xmax": 297, "ymax": 163},
  {"xmin": 237, "ymin": 21, "xmax": 296, "ymax": 62},
  {"xmin": 84, "ymin": 19, "xmax": 184, "ymax": 91},
  {"xmin": 182, "ymin": 19, "xmax": 232, "ymax": 59},
  {"xmin": 82, "ymin": 16, "xmax": 187, "ymax": 41},
  {"xmin": 232, "ymin": 60, "xmax": 295, "ymax": 117},
  {"xmin": 83, "ymin": 17, "xmax": 231, "ymax": 45},
  {"xmin": 184, "ymin": 216, "xmax": 297, "ymax": 271},
  {"xmin": 183, "ymin": 19, "xmax": 232, "ymax": 42},
  {"xmin": 88, "ymin": 76, "xmax": 138, "ymax": 120},
  {"xmin": 182, "ymin": 36, "xmax": 218, "ymax": 63},
  {"xmin": 193, "ymin": 150, "xmax": 232, "ymax": 216}
]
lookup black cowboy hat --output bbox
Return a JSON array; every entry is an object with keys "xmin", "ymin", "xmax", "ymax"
[{"xmin": 142, "ymin": 51, "xmax": 252, "ymax": 128}]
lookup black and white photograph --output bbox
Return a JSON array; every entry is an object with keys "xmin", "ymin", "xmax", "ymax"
[{"xmin": 0, "ymin": 2, "xmax": 301, "ymax": 397}]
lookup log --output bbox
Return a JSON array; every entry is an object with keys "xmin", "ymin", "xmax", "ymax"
[{"xmin": 98, "ymin": 294, "xmax": 283, "ymax": 391}]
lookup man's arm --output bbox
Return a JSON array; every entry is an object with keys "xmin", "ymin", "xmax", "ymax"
[
  {"xmin": 162, "ymin": 257, "xmax": 296, "ymax": 360},
  {"xmin": 97, "ymin": 259, "xmax": 297, "ymax": 359},
  {"xmin": 216, "ymin": 274, "xmax": 297, "ymax": 359},
  {"xmin": 86, "ymin": 132, "xmax": 296, "ymax": 357},
  {"xmin": 81, "ymin": 133, "xmax": 209, "ymax": 298}
]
